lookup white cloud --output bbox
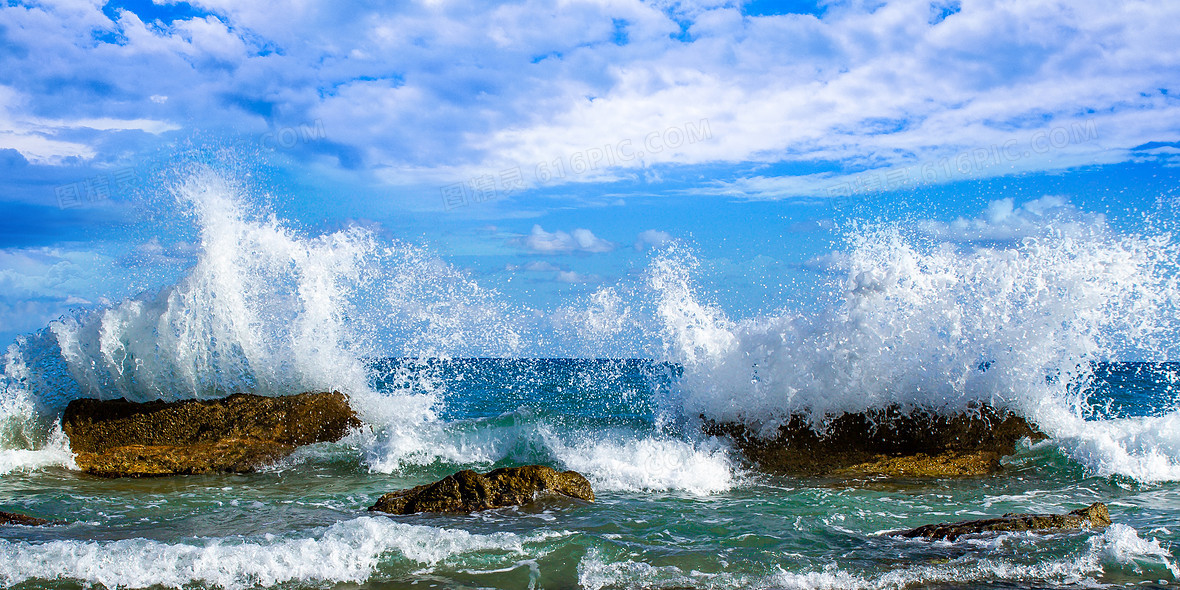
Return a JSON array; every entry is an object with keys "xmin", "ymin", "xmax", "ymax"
[
  {"xmin": 556, "ymin": 270, "xmax": 599, "ymax": 283},
  {"xmin": 0, "ymin": 246, "xmax": 117, "ymax": 341},
  {"xmin": 0, "ymin": 0, "xmax": 1177, "ymax": 189},
  {"xmin": 0, "ymin": 84, "xmax": 179, "ymax": 164},
  {"xmin": 522, "ymin": 225, "xmax": 615, "ymax": 254},
  {"xmin": 524, "ymin": 260, "xmax": 562, "ymax": 272},
  {"xmin": 634, "ymin": 229, "xmax": 673, "ymax": 251},
  {"xmin": 915, "ymin": 196, "xmax": 1107, "ymax": 243}
]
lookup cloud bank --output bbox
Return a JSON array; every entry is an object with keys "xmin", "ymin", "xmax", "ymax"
[{"xmin": 0, "ymin": 0, "xmax": 1176, "ymax": 194}]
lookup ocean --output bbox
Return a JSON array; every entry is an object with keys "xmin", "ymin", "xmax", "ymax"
[{"xmin": 1, "ymin": 172, "xmax": 1178, "ymax": 589}]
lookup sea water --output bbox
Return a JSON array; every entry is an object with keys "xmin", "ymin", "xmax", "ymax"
[{"xmin": 0, "ymin": 171, "xmax": 1178, "ymax": 589}]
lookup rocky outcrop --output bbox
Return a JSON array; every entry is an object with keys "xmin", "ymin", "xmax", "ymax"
[
  {"xmin": 891, "ymin": 502, "xmax": 1111, "ymax": 541},
  {"xmin": 62, "ymin": 392, "xmax": 361, "ymax": 477},
  {"xmin": 703, "ymin": 405, "xmax": 1044, "ymax": 477},
  {"xmin": 0, "ymin": 510, "xmax": 52, "ymax": 526},
  {"xmin": 369, "ymin": 465, "xmax": 595, "ymax": 514}
]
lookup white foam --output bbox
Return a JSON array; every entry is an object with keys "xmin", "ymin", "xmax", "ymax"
[
  {"xmin": 1090, "ymin": 523, "xmax": 1180, "ymax": 577},
  {"xmin": 1042, "ymin": 411, "xmax": 1180, "ymax": 482},
  {"xmin": 0, "ymin": 516, "xmax": 561, "ymax": 590},
  {"xmin": 1, "ymin": 169, "xmax": 529, "ymax": 471},
  {"xmin": 354, "ymin": 408, "xmax": 740, "ymax": 494},
  {"xmin": 546, "ymin": 432, "xmax": 737, "ymax": 495},
  {"xmin": 649, "ymin": 204, "xmax": 1180, "ymax": 480},
  {"xmin": 45, "ymin": 172, "xmax": 380, "ymax": 402},
  {"xmin": 580, "ymin": 523, "xmax": 1178, "ymax": 589},
  {"xmin": 579, "ymin": 548, "xmax": 735, "ymax": 590},
  {"xmin": 0, "ymin": 425, "xmax": 75, "ymax": 475}
]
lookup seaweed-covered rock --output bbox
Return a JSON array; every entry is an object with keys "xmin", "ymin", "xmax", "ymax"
[
  {"xmin": 891, "ymin": 502, "xmax": 1111, "ymax": 541},
  {"xmin": 369, "ymin": 465, "xmax": 595, "ymax": 514},
  {"xmin": 703, "ymin": 405, "xmax": 1044, "ymax": 477},
  {"xmin": 62, "ymin": 392, "xmax": 360, "ymax": 477},
  {"xmin": 0, "ymin": 510, "xmax": 52, "ymax": 526}
]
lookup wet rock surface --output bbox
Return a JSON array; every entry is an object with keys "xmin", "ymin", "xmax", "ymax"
[
  {"xmin": 0, "ymin": 510, "xmax": 52, "ymax": 526},
  {"xmin": 891, "ymin": 502, "xmax": 1112, "ymax": 541},
  {"xmin": 703, "ymin": 405, "xmax": 1044, "ymax": 477},
  {"xmin": 369, "ymin": 465, "xmax": 595, "ymax": 514},
  {"xmin": 62, "ymin": 391, "xmax": 360, "ymax": 477}
]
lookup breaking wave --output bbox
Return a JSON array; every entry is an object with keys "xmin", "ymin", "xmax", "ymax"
[
  {"xmin": 0, "ymin": 516, "xmax": 564, "ymax": 589},
  {"xmin": 650, "ymin": 200, "xmax": 1180, "ymax": 481},
  {"xmin": 2, "ymin": 170, "xmax": 1179, "ymax": 485}
]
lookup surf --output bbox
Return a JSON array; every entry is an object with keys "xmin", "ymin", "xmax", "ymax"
[{"xmin": 3, "ymin": 170, "xmax": 1180, "ymax": 487}]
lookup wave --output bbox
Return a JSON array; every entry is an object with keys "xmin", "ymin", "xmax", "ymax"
[
  {"xmin": 543, "ymin": 431, "xmax": 738, "ymax": 495},
  {"xmin": 0, "ymin": 170, "xmax": 480, "ymax": 473},
  {"xmin": 0, "ymin": 516, "xmax": 564, "ymax": 589},
  {"xmin": 348, "ymin": 407, "xmax": 738, "ymax": 494},
  {"xmin": 649, "ymin": 204, "xmax": 1180, "ymax": 481},
  {"xmin": 3, "ymin": 168, "xmax": 1180, "ymax": 485},
  {"xmin": 578, "ymin": 524, "xmax": 1179, "ymax": 589}
]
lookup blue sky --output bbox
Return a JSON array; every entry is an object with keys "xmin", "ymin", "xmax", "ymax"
[{"xmin": 1, "ymin": 0, "xmax": 1179, "ymax": 347}]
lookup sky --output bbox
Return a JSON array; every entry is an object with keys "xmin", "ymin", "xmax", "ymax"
[{"xmin": 1, "ymin": 0, "xmax": 1179, "ymax": 349}]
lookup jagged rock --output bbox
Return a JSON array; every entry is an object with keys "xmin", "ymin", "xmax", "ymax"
[
  {"xmin": 369, "ymin": 465, "xmax": 595, "ymax": 514},
  {"xmin": 703, "ymin": 405, "xmax": 1044, "ymax": 477},
  {"xmin": 891, "ymin": 502, "xmax": 1111, "ymax": 541},
  {"xmin": 0, "ymin": 510, "xmax": 52, "ymax": 526},
  {"xmin": 62, "ymin": 392, "xmax": 360, "ymax": 477}
]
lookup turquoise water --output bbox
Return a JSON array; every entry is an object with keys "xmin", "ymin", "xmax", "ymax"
[{"xmin": 1, "ymin": 360, "xmax": 1177, "ymax": 589}]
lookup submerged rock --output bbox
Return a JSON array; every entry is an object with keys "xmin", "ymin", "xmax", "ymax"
[
  {"xmin": 703, "ymin": 405, "xmax": 1044, "ymax": 477},
  {"xmin": 62, "ymin": 391, "xmax": 361, "ymax": 477},
  {"xmin": 891, "ymin": 502, "xmax": 1111, "ymax": 541},
  {"xmin": 0, "ymin": 510, "xmax": 52, "ymax": 526},
  {"xmin": 369, "ymin": 465, "xmax": 595, "ymax": 514}
]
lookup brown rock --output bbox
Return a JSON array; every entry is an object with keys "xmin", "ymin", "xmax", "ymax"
[
  {"xmin": 703, "ymin": 404, "xmax": 1044, "ymax": 477},
  {"xmin": 62, "ymin": 392, "xmax": 360, "ymax": 477},
  {"xmin": 369, "ymin": 465, "xmax": 595, "ymax": 514},
  {"xmin": 892, "ymin": 502, "xmax": 1111, "ymax": 541},
  {"xmin": 0, "ymin": 510, "xmax": 52, "ymax": 526}
]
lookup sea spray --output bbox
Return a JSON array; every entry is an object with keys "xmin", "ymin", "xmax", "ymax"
[
  {"xmin": 50, "ymin": 173, "xmax": 379, "ymax": 401},
  {"xmin": 5, "ymin": 173, "xmax": 1180, "ymax": 486},
  {"xmin": 0, "ymin": 171, "xmax": 444, "ymax": 470},
  {"xmin": 0, "ymin": 170, "xmax": 728, "ymax": 487},
  {"xmin": 648, "ymin": 201, "xmax": 1180, "ymax": 480}
]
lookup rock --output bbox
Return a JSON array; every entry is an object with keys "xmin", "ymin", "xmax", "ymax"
[
  {"xmin": 0, "ymin": 510, "xmax": 52, "ymax": 526},
  {"xmin": 891, "ymin": 502, "xmax": 1111, "ymax": 541},
  {"xmin": 62, "ymin": 391, "xmax": 360, "ymax": 477},
  {"xmin": 369, "ymin": 465, "xmax": 595, "ymax": 514},
  {"xmin": 703, "ymin": 405, "xmax": 1044, "ymax": 477}
]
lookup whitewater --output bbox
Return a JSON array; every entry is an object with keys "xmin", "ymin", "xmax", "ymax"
[{"xmin": 0, "ymin": 170, "xmax": 1178, "ymax": 589}]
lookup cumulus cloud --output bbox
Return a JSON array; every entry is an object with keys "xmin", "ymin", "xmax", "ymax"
[
  {"xmin": 634, "ymin": 229, "xmax": 672, "ymax": 251},
  {"xmin": 916, "ymin": 196, "xmax": 1107, "ymax": 243},
  {"xmin": 0, "ymin": 0, "xmax": 1174, "ymax": 189},
  {"xmin": 556, "ymin": 270, "xmax": 600, "ymax": 283},
  {"xmin": 504, "ymin": 258, "xmax": 599, "ymax": 284},
  {"xmin": 524, "ymin": 260, "xmax": 562, "ymax": 272},
  {"xmin": 0, "ymin": 246, "xmax": 117, "ymax": 343},
  {"xmin": 522, "ymin": 225, "xmax": 615, "ymax": 254}
]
